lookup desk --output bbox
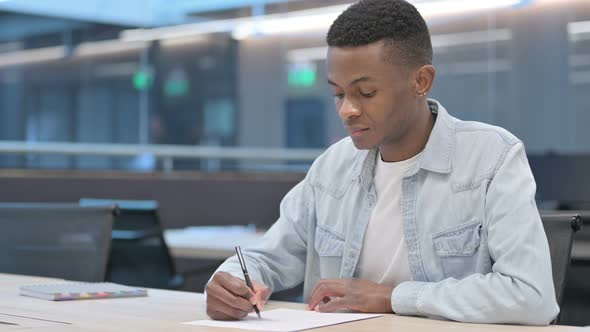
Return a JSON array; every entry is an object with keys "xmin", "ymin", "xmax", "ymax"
[
  {"xmin": 164, "ymin": 226, "xmax": 265, "ymax": 260},
  {"xmin": 0, "ymin": 273, "xmax": 579, "ymax": 332}
]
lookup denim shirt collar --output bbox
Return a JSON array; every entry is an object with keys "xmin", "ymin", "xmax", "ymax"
[{"xmin": 357, "ymin": 99, "xmax": 455, "ymax": 191}]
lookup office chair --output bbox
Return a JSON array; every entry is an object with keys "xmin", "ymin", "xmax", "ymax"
[
  {"xmin": 544, "ymin": 209, "xmax": 590, "ymax": 326},
  {"xmin": 80, "ymin": 198, "xmax": 184, "ymax": 290},
  {"xmin": 0, "ymin": 203, "xmax": 117, "ymax": 282},
  {"xmin": 540, "ymin": 212, "xmax": 583, "ymax": 324}
]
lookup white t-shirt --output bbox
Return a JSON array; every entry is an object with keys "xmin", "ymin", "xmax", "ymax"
[{"xmin": 354, "ymin": 151, "xmax": 421, "ymax": 287}]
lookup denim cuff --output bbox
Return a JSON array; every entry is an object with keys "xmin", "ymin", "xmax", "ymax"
[{"xmin": 391, "ymin": 281, "xmax": 430, "ymax": 315}]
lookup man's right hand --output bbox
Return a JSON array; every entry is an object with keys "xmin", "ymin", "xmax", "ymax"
[{"xmin": 205, "ymin": 271, "xmax": 271, "ymax": 320}]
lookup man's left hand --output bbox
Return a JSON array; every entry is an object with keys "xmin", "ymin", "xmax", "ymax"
[{"xmin": 307, "ymin": 278, "xmax": 394, "ymax": 313}]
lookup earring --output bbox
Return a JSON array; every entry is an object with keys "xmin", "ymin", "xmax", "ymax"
[{"xmin": 417, "ymin": 91, "xmax": 427, "ymax": 97}]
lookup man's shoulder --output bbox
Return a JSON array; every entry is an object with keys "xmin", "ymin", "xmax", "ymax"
[
  {"xmin": 450, "ymin": 117, "xmax": 523, "ymax": 177},
  {"xmin": 454, "ymin": 118, "xmax": 520, "ymax": 147}
]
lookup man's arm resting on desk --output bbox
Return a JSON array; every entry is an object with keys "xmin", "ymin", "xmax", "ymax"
[
  {"xmin": 308, "ymin": 143, "xmax": 559, "ymax": 325},
  {"xmin": 393, "ymin": 143, "xmax": 559, "ymax": 325},
  {"xmin": 207, "ymin": 178, "xmax": 312, "ymax": 320},
  {"xmin": 307, "ymin": 279, "xmax": 394, "ymax": 313}
]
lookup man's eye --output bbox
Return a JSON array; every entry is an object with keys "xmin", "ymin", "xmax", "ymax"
[
  {"xmin": 360, "ymin": 90, "xmax": 376, "ymax": 98},
  {"xmin": 333, "ymin": 93, "xmax": 345, "ymax": 100}
]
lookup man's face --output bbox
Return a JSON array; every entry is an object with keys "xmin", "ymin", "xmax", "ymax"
[{"xmin": 327, "ymin": 41, "xmax": 418, "ymax": 150}]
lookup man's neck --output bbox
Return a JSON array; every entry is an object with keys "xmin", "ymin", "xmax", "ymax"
[{"xmin": 380, "ymin": 101, "xmax": 435, "ymax": 162}]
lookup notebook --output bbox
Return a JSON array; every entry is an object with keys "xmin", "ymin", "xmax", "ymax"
[
  {"xmin": 19, "ymin": 282, "xmax": 148, "ymax": 301},
  {"xmin": 184, "ymin": 308, "xmax": 383, "ymax": 331}
]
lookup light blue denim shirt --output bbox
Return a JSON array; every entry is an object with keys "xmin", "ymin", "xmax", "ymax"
[{"xmin": 215, "ymin": 99, "xmax": 559, "ymax": 325}]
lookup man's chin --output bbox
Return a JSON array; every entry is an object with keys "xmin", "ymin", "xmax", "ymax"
[{"xmin": 350, "ymin": 137, "xmax": 376, "ymax": 150}]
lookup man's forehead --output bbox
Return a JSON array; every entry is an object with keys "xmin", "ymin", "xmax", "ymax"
[
  {"xmin": 327, "ymin": 42, "xmax": 385, "ymax": 57},
  {"xmin": 327, "ymin": 42, "xmax": 407, "ymax": 68},
  {"xmin": 327, "ymin": 75, "xmax": 375, "ymax": 87}
]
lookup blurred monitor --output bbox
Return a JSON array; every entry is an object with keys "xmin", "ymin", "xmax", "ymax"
[{"xmin": 0, "ymin": 203, "xmax": 116, "ymax": 282}]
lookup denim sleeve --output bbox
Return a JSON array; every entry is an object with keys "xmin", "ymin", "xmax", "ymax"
[
  {"xmin": 392, "ymin": 142, "xmax": 559, "ymax": 325},
  {"xmin": 212, "ymin": 175, "xmax": 313, "ymax": 294}
]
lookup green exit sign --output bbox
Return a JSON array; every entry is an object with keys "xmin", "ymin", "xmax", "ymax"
[
  {"xmin": 133, "ymin": 70, "xmax": 153, "ymax": 91},
  {"xmin": 288, "ymin": 63, "xmax": 317, "ymax": 88}
]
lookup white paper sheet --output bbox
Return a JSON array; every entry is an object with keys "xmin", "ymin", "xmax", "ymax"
[{"xmin": 184, "ymin": 308, "xmax": 382, "ymax": 331}]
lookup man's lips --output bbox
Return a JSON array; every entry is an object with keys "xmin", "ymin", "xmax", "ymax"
[{"xmin": 346, "ymin": 127, "xmax": 370, "ymax": 136}]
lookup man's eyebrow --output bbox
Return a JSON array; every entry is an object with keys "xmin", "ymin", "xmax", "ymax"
[
  {"xmin": 327, "ymin": 76, "xmax": 373, "ymax": 87},
  {"xmin": 349, "ymin": 76, "xmax": 372, "ymax": 85}
]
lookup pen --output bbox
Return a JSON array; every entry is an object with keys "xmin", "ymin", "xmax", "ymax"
[
  {"xmin": 0, "ymin": 321, "xmax": 17, "ymax": 325},
  {"xmin": 235, "ymin": 245, "xmax": 261, "ymax": 319}
]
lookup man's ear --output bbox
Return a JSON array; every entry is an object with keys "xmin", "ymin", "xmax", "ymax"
[{"xmin": 414, "ymin": 64, "xmax": 436, "ymax": 97}]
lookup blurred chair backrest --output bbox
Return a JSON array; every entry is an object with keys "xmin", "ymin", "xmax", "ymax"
[
  {"xmin": 79, "ymin": 198, "xmax": 183, "ymax": 289},
  {"xmin": 540, "ymin": 212, "xmax": 583, "ymax": 322},
  {"xmin": 0, "ymin": 203, "xmax": 116, "ymax": 282}
]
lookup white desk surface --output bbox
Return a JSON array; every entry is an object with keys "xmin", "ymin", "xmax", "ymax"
[
  {"xmin": 0, "ymin": 273, "xmax": 580, "ymax": 332},
  {"xmin": 164, "ymin": 226, "xmax": 265, "ymax": 260}
]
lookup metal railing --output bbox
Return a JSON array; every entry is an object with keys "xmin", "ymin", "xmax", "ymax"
[{"xmin": 0, "ymin": 141, "xmax": 325, "ymax": 172}]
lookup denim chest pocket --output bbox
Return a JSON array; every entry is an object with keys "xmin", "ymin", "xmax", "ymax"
[
  {"xmin": 432, "ymin": 220, "xmax": 484, "ymax": 279},
  {"xmin": 314, "ymin": 225, "xmax": 345, "ymax": 278},
  {"xmin": 433, "ymin": 220, "xmax": 482, "ymax": 256}
]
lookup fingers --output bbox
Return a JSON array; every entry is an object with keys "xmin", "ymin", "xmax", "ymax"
[
  {"xmin": 253, "ymin": 281, "xmax": 271, "ymax": 299},
  {"xmin": 207, "ymin": 281, "xmax": 255, "ymax": 313},
  {"xmin": 316, "ymin": 297, "xmax": 349, "ymax": 313},
  {"xmin": 206, "ymin": 295, "xmax": 249, "ymax": 320},
  {"xmin": 206, "ymin": 272, "xmax": 259, "ymax": 321},
  {"xmin": 309, "ymin": 296, "xmax": 332, "ymax": 311},
  {"xmin": 252, "ymin": 281, "xmax": 271, "ymax": 310},
  {"xmin": 307, "ymin": 279, "xmax": 345, "ymax": 310},
  {"xmin": 206, "ymin": 309, "xmax": 235, "ymax": 321},
  {"xmin": 255, "ymin": 290, "xmax": 269, "ymax": 310},
  {"xmin": 214, "ymin": 272, "xmax": 257, "ymax": 302},
  {"xmin": 227, "ymin": 275, "xmax": 258, "ymax": 301}
]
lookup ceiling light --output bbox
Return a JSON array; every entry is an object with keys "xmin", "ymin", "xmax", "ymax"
[{"xmin": 121, "ymin": 0, "xmax": 525, "ymax": 42}]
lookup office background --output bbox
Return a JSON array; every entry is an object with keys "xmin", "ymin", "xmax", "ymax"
[
  {"xmin": 0, "ymin": 0, "xmax": 587, "ymax": 172},
  {"xmin": 0, "ymin": 0, "xmax": 589, "ymax": 326}
]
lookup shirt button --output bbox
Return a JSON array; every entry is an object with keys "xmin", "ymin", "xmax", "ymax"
[{"xmin": 367, "ymin": 194, "xmax": 376, "ymax": 207}]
